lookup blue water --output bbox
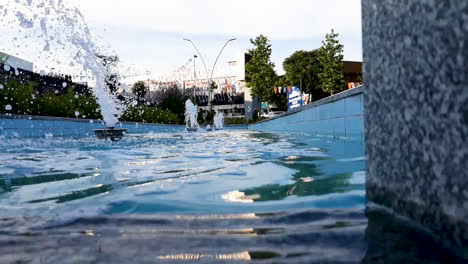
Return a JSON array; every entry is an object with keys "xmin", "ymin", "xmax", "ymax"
[
  {"xmin": 0, "ymin": 129, "xmax": 365, "ymax": 218},
  {"xmin": 0, "ymin": 129, "xmax": 463, "ymax": 263}
]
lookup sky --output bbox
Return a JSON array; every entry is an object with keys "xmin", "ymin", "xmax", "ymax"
[{"xmin": 73, "ymin": 0, "xmax": 363, "ymax": 78}]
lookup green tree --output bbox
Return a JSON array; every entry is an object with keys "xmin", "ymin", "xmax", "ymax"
[
  {"xmin": 283, "ymin": 50, "xmax": 322, "ymax": 95},
  {"xmin": 0, "ymin": 79, "xmax": 102, "ymax": 119},
  {"xmin": 317, "ymin": 29, "xmax": 346, "ymax": 94},
  {"xmin": 132, "ymin": 81, "xmax": 147, "ymax": 104},
  {"xmin": 271, "ymin": 75, "xmax": 288, "ymax": 110},
  {"xmin": 121, "ymin": 105, "xmax": 179, "ymax": 124},
  {"xmin": 245, "ymin": 35, "xmax": 277, "ymax": 104},
  {"xmin": 0, "ymin": 80, "xmax": 38, "ymax": 115},
  {"xmin": 155, "ymin": 84, "xmax": 190, "ymax": 124}
]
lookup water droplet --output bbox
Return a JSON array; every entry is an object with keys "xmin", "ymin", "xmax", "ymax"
[
  {"xmin": 62, "ymin": 82, "xmax": 67, "ymax": 88},
  {"xmin": 5, "ymin": 104, "xmax": 12, "ymax": 111},
  {"xmin": 75, "ymin": 111, "xmax": 80, "ymax": 117},
  {"xmin": 74, "ymin": 94, "xmax": 79, "ymax": 98},
  {"xmin": 3, "ymin": 65, "xmax": 10, "ymax": 71},
  {"xmin": 0, "ymin": 84, "xmax": 3, "ymax": 90},
  {"xmin": 54, "ymin": 90, "xmax": 59, "ymax": 94}
]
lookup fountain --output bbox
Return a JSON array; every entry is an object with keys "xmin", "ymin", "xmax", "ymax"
[
  {"xmin": 213, "ymin": 111, "xmax": 224, "ymax": 130},
  {"xmin": 93, "ymin": 127, "xmax": 126, "ymax": 141},
  {"xmin": 1, "ymin": 0, "xmax": 128, "ymax": 140},
  {"xmin": 185, "ymin": 99, "xmax": 199, "ymax": 132}
]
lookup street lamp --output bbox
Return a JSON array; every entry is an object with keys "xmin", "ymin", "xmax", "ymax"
[
  {"xmin": 183, "ymin": 38, "xmax": 209, "ymax": 83},
  {"xmin": 208, "ymin": 38, "xmax": 236, "ymax": 112},
  {"xmin": 193, "ymin": 54, "xmax": 197, "ymax": 104},
  {"xmin": 183, "ymin": 38, "xmax": 237, "ymax": 112}
]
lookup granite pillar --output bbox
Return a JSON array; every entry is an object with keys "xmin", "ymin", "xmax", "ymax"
[{"xmin": 362, "ymin": 0, "xmax": 468, "ymax": 259}]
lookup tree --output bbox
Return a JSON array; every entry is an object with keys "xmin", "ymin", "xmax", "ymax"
[
  {"xmin": 271, "ymin": 75, "xmax": 288, "ymax": 110},
  {"xmin": 155, "ymin": 84, "xmax": 190, "ymax": 123},
  {"xmin": 283, "ymin": 50, "xmax": 322, "ymax": 95},
  {"xmin": 245, "ymin": 35, "xmax": 277, "ymax": 104},
  {"xmin": 317, "ymin": 29, "xmax": 346, "ymax": 94},
  {"xmin": 132, "ymin": 81, "xmax": 147, "ymax": 104}
]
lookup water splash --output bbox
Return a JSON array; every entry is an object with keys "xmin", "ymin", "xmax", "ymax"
[
  {"xmin": 214, "ymin": 111, "xmax": 224, "ymax": 130},
  {"xmin": 184, "ymin": 99, "xmax": 199, "ymax": 130},
  {"xmin": 0, "ymin": 0, "xmax": 126, "ymax": 127}
]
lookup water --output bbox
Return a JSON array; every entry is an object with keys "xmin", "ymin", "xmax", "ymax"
[
  {"xmin": 185, "ymin": 99, "xmax": 199, "ymax": 130},
  {"xmin": 214, "ymin": 111, "xmax": 224, "ymax": 129},
  {"xmin": 1, "ymin": 0, "xmax": 127, "ymax": 127},
  {"xmin": 0, "ymin": 130, "xmax": 365, "ymax": 217},
  {"xmin": 0, "ymin": 129, "xmax": 463, "ymax": 263}
]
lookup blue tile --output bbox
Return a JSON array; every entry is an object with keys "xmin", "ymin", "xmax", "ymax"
[{"xmin": 345, "ymin": 94, "xmax": 363, "ymax": 116}]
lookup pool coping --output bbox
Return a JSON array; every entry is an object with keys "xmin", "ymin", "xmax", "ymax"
[{"xmin": 0, "ymin": 114, "xmax": 248, "ymax": 129}]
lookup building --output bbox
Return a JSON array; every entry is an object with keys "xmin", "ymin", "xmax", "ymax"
[
  {"xmin": 343, "ymin": 61, "xmax": 363, "ymax": 89},
  {"xmin": 0, "ymin": 52, "xmax": 33, "ymax": 72}
]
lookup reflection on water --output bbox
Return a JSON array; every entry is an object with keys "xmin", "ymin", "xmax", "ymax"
[
  {"xmin": 362, "ymin": 207, "xmax": 464, "ymax": 264},
  {"xmin": 0, "ymin": 209, "xmax": 368, "ymax": 264},
  {"xmin": 0, "ymin": 207, "xmax": 461, "ymax": 263},
  {"xmin": 0, "ymin": 130, "xmax": 365, "ymax": 218}
]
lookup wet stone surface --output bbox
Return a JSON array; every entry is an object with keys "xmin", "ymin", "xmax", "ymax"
[{"xmin": 363, "ymin": 0, "xmax": 468, "ymax": 259}]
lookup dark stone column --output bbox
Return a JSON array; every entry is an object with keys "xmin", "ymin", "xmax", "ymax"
[{"xmin": 362, "ymin": 0, "xmax": 468, "ymax": 259}]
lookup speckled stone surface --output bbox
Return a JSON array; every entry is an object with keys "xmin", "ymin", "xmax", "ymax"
[{"xmin": 363, "ymin": 0, "xmax": 468, "ymax": 259}]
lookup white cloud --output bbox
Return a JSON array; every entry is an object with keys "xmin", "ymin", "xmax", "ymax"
[
  {"xmin": 74, "ymin": 0, "xmax": 361, "ymax": 40},
  {"xmin": 73, "ymin": 0, "xmax": 362, "ymax": 76},
  {"xmin": 0, "ymin": 0, "xmax": 362, "ymax": 78}
]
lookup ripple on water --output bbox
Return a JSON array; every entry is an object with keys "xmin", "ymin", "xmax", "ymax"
[{"xmin": 0, "ymin": 130, "xmax": 365, "ymax": 220}]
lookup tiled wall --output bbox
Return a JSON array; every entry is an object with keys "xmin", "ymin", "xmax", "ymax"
[
  {"xmin": 249, "ymin": 88, "xmax": 364, "ymax": 141},
  {"xmin": 0, "ymin": 116, "xmax": 248, "ymax": 138}
]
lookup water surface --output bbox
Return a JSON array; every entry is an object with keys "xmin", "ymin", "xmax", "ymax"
[
  {"xmin": 0, "ymin": 130, "xmax": 365, "ymax": 219},
  {"xmin": 0, "ymin": 129, "xmax": 462, "ymax": 263}
]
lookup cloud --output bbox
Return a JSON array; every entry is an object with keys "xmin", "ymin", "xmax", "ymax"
[
  {"xmin": 74, "ymin": 0, "xmax": 362, "ymax": 40},
  {"xmin": 0, "ymin": 0, "xmax": 362, "ymax": 77}
]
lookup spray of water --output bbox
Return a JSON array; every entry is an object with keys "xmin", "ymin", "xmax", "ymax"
[
  {"xmin": 0, "ymin": 0, "xmax": 125, "ymax": 127},
  {"xmin": 184, "ymin": 99, "xmax": 199, "ymax": 130},
  {"xmin": 213, "ymin": 111, "xmax": 224, "ymax": 130}
]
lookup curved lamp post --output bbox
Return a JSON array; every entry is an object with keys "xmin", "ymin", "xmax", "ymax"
[
  {"xmin": 183, "ymin": 38, "xmax": 237, "ymax": 112},
  {"xmin": 183, "ymin": 38, "xmax": 210, "ymax": 84},
  {"xmin": 208, "ymin": 38, "xmax": 236, "ymax": 111}
]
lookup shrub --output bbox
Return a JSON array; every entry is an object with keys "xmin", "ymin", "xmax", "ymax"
[
  {"xmin": 252, "ymin": 109, "xmax": 259, "ymax": 122},
  {"xmin": 224, "ymin": 117, "xmax": 249, "ymax": 125},
  {"xmin": 120, "ymin": 105, "xmax": 180, "ymax": 124},
  {"xmin": 0, "ymin": 80, "xmax": 101, "ymax": 119}
]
